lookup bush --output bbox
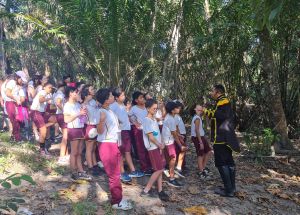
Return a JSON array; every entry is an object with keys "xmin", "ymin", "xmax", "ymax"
[
  {"xmin": 244, "ymin": 128, "xmax": 280, "ymax": 157},
  {"xmin": 0, "ymin": 174, "xmax": 35, "ymax": 213}
]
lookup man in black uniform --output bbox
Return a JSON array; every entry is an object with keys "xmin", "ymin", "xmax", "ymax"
[{"xmin": 202, "ymin": 84, "xmax": 240, "ymax": 197}]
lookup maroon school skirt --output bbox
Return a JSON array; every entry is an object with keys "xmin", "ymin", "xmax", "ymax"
[
  {"xmin": 68, "ymin": 128, "xmax": 84, "ymax": 141},
  {"xmin": 148, "ymin": 148, "xmax": 166, "ymax": 171}
]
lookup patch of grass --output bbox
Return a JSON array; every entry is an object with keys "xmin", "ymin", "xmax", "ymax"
[
  {"xmin": 72, "ymin": 200, "xmax": 97, "ymax": 215},
  {"xmin": 103, "ymin": 202, "xmax": 114, "ymax": 215},
  {"xmin": 0, "ymin": 149, "xmax": 14, "ymax": 173},
  {"xmin": 15, "ymin": 151, "xmax": 45, "ymax": 172},
  {"xmin": 0, "ymin": 132, "xmax": 11, "ymax": 143}
]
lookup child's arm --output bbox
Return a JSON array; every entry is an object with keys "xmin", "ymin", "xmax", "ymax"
[
  {"xmin": 147, "ymin": 132, "xmax": 164, "ymax": 150},
  {"xmin": 171, "ymin": 130, "xmax": 187, "ymax": 151},
  {"xmin": 97, "ymin": 111, "xmax": 106, "ymax": 134}
]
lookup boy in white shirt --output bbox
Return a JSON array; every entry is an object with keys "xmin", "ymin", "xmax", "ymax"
[
  {"xmin": 111, "ymin": 88, "xmax": 144, "ymax": 182},
  {"xmin": 162, "ymin": 101, "xmax": 186, "ymax": 187}
]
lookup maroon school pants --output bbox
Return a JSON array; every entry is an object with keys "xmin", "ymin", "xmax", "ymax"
[
  {"xmin": 5, "ymin": 101, "xmax": 20, "ymax": 141},
  {"xmin": 132, "ymin": 125, "xmax": 152, "ymax": 171},
  {"xmin": 98, "ymin": 142, "xmax": 122, "ymax": 205}
]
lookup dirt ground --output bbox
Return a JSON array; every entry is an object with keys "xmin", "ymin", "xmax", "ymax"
[{"xmin": 0, "ymin": 133, "xmax": 300, "ymax": 215}]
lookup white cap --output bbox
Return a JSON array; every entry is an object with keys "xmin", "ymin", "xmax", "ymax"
[
  {"xmin": 88, "ymin": 128, "xmax": 98, "ymax": 139},
  {"xmin": 15, "ymin": 71, "xmax": 28, "ymax": 83}
]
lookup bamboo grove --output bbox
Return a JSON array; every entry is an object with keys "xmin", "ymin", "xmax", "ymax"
[{"xmin": 0, "ymin": 0, "xmax": 299, "ymax": 151}]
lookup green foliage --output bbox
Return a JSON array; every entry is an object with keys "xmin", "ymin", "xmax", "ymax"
[
  {"xmin": 72, "ymin": 201, "xmax": 97, "ymax": 215},
  {"xmin": 1, "ymin": 0, "xmax": 299, "ymax": 139},
  {"xmin": 244, "ymin": 128, "xmax": 280, "ymax": 157},
  {"xmin": 0, "ymin": 173, "xmax": 35, "ymax": 213}
]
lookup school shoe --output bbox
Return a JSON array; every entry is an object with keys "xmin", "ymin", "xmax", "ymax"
[
  {"xmin": 129, "ymin": 170, "xmax": 144, "ymax": 178},
  {"xmin": 57, "ymin": 156, "xmax": 69, "ymax": 166},
  {"xmin": 78, "ymin": 172, "xmax": 93, "ymax": 181},
  {"xmin": 143, "ymin": 169, "xmax": 153, "ymax": 176},
  {"xmin": 55, "ymin": 133, "xmax": 63, "ymax": 139},
  {"xmin": 140, "ymin": 190, "xmax": 155, "ymax": 198},
  {"xmin": 121, "ymin": 173, "xmax": 132, "ymax": 183},
  {"xmin": 167, "ymin": 179, "xmax": 183, "ymax": 188},
  {"xmin": 158, "ymin": 190, "xmax": 170, "ymax": 201},
  {"xmin": 71, "ymin": 173, "xmax": 80, "ymax": 182},
  {"xmin": 175, "ymin": 168, "xmax": 185, "ymax": 178},
  {"xmin": 204, "ymin": 167, "xmax": 212, "ymax": 175},
  {"xmin": 198, "ymin": 171, "xmax": 210, "ymax": 179},
  {"xmin": 40, "ymin": 149, "xmax": 52, "ymax": 159},
  {"xmin": 93, "ymin": 165, "xmax": 104, "ymax": 175},
  {"xmin": 163, "ymin": 169, "xmax": 170, "ymax": 178},
  {"xmin": 88, "ymin": 167, "xmax": 100, "ymax": 177},
  {"xmin": 215, "ymin": 166, "xmax": 234, "ymax": 197},
  {"xmin": 112, "ymin": 199, "xmax": 133, "ymax": 211},
  {"xmin": 97, "ymin": 161, "xmax": 104, "ymax": 168}
]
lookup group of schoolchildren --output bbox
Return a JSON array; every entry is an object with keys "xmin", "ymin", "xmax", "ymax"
[{"xmin": 0, "ymin": 71, "xmax": 216, "ymax": 211}]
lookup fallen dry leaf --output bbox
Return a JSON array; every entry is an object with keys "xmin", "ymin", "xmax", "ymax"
[
  {"xmin": 182, "ymin": 206, "xmax": 208, "ymax": 215},
  {"xmin": 188, "ymin": 186, "xmax": 201, "ymax": 195},
  {"xmin": 277, "ymin": 193, "xmax": 291, "ymax": 200},
  {"xmin": 235, "ymin": 191, "xmax": 247, "ymax": 200}
]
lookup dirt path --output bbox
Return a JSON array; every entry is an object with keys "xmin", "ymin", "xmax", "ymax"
[{"xmin": 0, "ymin": 135, "xmax": 299, "ymax": 215}]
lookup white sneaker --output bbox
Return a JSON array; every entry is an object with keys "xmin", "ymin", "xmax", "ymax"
[
  {"xmin": 163, "ymin": 169, "xmax": 170, "ymax": 178},
  {"xmin": 57, "ymin": 156, "xmax": 69, "ymax": 166},
  {"xmin": 97, "ymin": 161, "xmax": 104, "ymax": 168},
  {"xmin": 112, "ymin": 199, "xmax": 133, "ymax": 211},
  {"xmin": 35, "ymin": 135, "xmax": 40, "ymax": 142}
]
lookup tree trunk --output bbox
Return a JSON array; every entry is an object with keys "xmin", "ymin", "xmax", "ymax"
[
  {"xmin": 258, "ymin": 26, "xmax": 292, "ymax": 151},
  {"xmin": 0, "ymin": 20, "xmax": 6, "ymax": 77}
]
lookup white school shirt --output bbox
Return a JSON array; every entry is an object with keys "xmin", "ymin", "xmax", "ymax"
[
  {"xmin": 155, "ymin": 109, "xmax": 163, "ymax": 126},
  {"xmin": 4, "ymin": 80, "xmax": 17, "ymax": 102},
  {"xmin": 63, "ymin": 102, "xmax": 85, "ymax": 128},
  {"xmin": 1, "ymin": 80, "xmax": 8, "ymax": 114},
  {"xmin": 36, "ymin": 85, "xmax": 43, "ymax": 93},
  {"xmin": 96, "ymin": 108, "xmax": 120, "ymax": 143},
  {"xmin": 53, "ymin": 90, "xmax": 65, "ymax": 114},
  {"xmin": 128, "ymin": 105, "xmax": 147, "ymax": 129},
  {"xmin": 85, "ymin": 99, "xmax": 100, "ymax": 125},
  {"xmin": 110, "ymin": 102, "xmax": 131, "ymax": 131},
  {"xmin": 1, "ymin": 80, "xmax": 7, "ymax": 101},
  {"xmin": 142, "ymin": 117, "xmax": 161, "ymax": 151},
  {"xmin": 162, "ymin": 114, "xmax": 177, "ymax": 145},
  {"xmin": 13, "ymin": 85, "xmax": 26, "ymax": 104},
  {"xmin": 30, "ymin": 90, "xmax": 48, "ymax": 112},
  {"xmin": 191, "ymin": 115, "xmax": 205, "ymax": 137},
  {"xmin": 27, "ymin": 81, "xmax": 34, "ymax": 101},
  {"xmin": 175, "ymin": 114, "xmax": 186, "ymax": 135}
]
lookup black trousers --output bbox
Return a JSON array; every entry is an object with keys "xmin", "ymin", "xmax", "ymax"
[{"xmin": 213, "ymin": 144, "xmax": 235, "ymax": 167}]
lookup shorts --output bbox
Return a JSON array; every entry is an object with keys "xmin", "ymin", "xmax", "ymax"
[
  {"xmin": 165, "ymin": 143, "xmax": 176, "ymax": 159},
  {"xmin": 56, "ymin": 114, "xmax": 66, "ymax": 129},
  {"xmin": 68, "ymin": 128, "xmax": 84, "ymax": 141},
  {"xmin": 148, "ymin": 148, "xmax": 166, "ymax": 171},
  {"xmin": 30, "ymin": 110, "xmax": 46, "ymax": 129},
  {"xmin": 192, "ymin": 136, "xmax": 212, "ymax": 156},
  {"xmin": 84, "ymin": 124, "xmax": 97, "ymax": 140},
  {"xmin": 119, "ymin": 130, "xmax": 132, "ymax": 153}
]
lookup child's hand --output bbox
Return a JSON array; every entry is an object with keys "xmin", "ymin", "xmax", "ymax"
[
  {"xmin": 181, "ymin": 145, "xmax": 188, "ymax": 152},
  {"xmin": 199, "ymin": 142, "xmax": 204, "ymax": 150},
  {"xmin": 158, "ymin": 143, "xmax": 165, "ymax": 150}
]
